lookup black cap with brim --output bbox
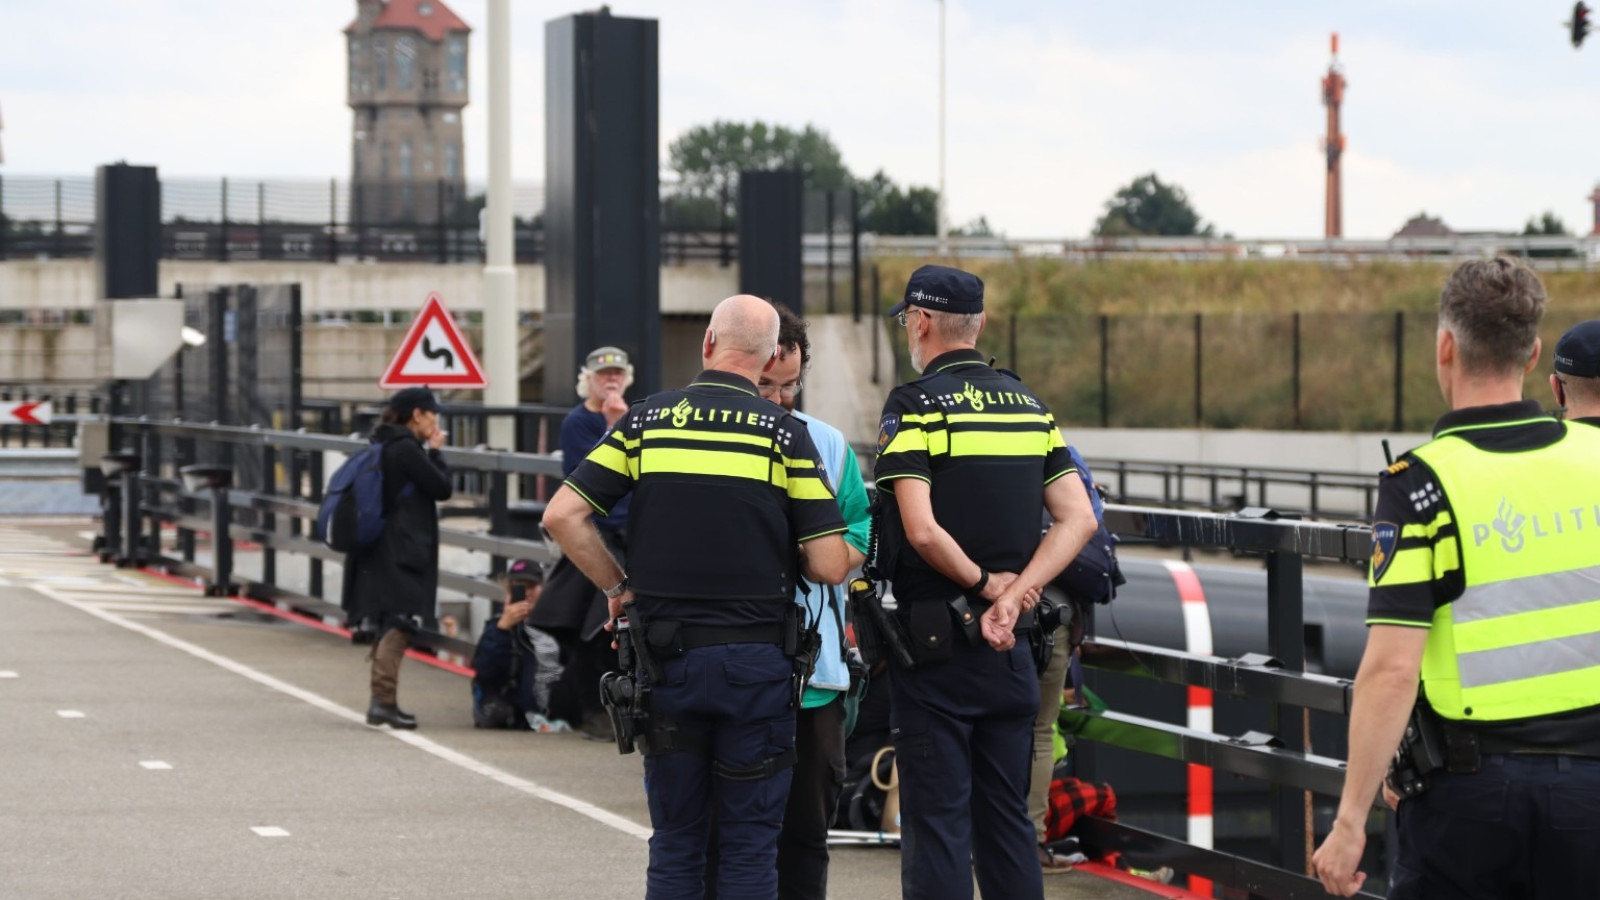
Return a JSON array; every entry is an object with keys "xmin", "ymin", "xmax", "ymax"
[
  {"xmin": 506, "ymin": 559, "xmax": 544, "ymax": 585},
  {"xmin": 388, "ymin": 387, "xmax": 441, "ymax": 419},
  {"xmin": 1555, "ymin": 320, "xmax": 1600, "ymax": 377},
  {"xmin": 887, "ymin": 264, "xmax": 985, "ymax": 317}
]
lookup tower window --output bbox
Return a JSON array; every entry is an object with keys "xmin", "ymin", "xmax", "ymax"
[
  {"xmin": 447, "ymin": 35, "xmax": 466, "ymax": 93},
  {"xmin": 399, "ymin": 141, "xmax": 413, "ymax": 179},
  {"xmin": 374, "ymin": 39, "xmax": 388, "ymax": 91},
  {"xmin": 395, "ymin": 37, "xmax": 417, "ymax": 91}
]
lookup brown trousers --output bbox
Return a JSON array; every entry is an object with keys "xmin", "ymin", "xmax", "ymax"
[{"xmin": 369, "ymin": 628, "xmax": 408, "ymax": 704}]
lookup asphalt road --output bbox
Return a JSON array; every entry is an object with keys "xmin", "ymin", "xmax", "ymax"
[{"xmin": 0, "ymin": 521, "xmax": 1174, "ymax": 900}]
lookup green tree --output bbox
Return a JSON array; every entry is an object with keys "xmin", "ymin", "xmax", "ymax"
[
  {"xmin": 667, "ymin": 120, "xmax": 852, "ymax": 212},
  {"xmin": 856, "ymin": 170, "xmax": 938, "ymax": 236},
  {"xmin": 1093, "ymin": 173, "xmax": 1214, "ymax": 237},
  {"xmin": 1522, "ymin": 211, "xmax": 1569, "ymax": 236}
]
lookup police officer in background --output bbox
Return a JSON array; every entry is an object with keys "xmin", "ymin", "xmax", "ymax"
[
  {"xmin": 543, "ymin": 294, "xmax": 851, "ymax": 900},
  {"xmin": 1312, "ymin": 258, "xmax": 1600, "ymax": 898},
  {"xmin": 875, "ymin": 265, "xmax": 1099, "ymax": 900},
  {"xmin": 1549, "ymin": 319, "xmax": 1600, "ymax": 425}
]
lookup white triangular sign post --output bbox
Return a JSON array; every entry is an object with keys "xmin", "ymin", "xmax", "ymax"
[{"xmin": 379, "ymin": 293, "xmax": 488, "ymax": 390}]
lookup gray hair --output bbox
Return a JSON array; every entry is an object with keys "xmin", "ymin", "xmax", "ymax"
[{"xmin": 931, "ymin": 310, "xmax": 984, "ymax": 345}]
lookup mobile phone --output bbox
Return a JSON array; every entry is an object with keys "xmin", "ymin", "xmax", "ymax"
[{"xmin": 512, "ymin": 584, "xmax": 527, "ymax": 603}]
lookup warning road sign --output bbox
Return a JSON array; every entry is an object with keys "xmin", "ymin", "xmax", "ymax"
[
  {"xmin": 0, "ymin": 401, "xmax": 51, "ymax": 425},
  {"xmin": 379, "ymin": 293, "xmax": 488, "ymax": 390}
]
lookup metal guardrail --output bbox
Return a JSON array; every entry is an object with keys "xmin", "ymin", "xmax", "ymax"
[
  {"xmin": 88, "ymin": 418, "xmax": 1385, "ymax": 899},
  {"xmin": 1087, "ymin": 457, "xmax": 1379, "ymax": 522}
]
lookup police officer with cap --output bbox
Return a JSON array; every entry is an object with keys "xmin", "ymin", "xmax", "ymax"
[
  {"xmin": 1550, "ymin": 319, "xmax": 1600, "ymax": 425},
  {"xmin": 543, "ymin": 294, "xmax": 851, "ymax": 899},
  {"xmin": 1313, "ymin": 258, "xmax": 1600, "ymax": 898},
  {"xmin": 874, "ymin": 265, "xmax": 1099, "ymax": 899}
]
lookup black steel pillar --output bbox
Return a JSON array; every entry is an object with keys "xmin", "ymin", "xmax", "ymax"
[
  {"xmin": 544, "ymin": 10, "xmax": 661, "ymax": 404},
  {"xmin": 738, "ymin": 170, "xmax": 804, "ymax": 312}
]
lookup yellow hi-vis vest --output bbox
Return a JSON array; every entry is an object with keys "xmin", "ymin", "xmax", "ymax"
[{"xmin": 1410, "ymin": 419, "xmax": 1600, "ymax": 724}]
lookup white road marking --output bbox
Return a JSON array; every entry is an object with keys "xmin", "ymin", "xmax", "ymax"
[
  {"xmin": 140, "ymin": 761, "xmax": 173, "ymax": 770},
  {"xmin": 0, "ymin": 576, "xmax": 11, "ymax": 587},
  {"xmin": 0, "ymin": 670, "xmax": 18, "ymax": 678},
  {"xmin": 32, "ymin": 584, "xmax": 654, "ymax": 842},
  {"xmin": 56, "ymin": 710, "xmax": 86, "ymax": 718},
  {"xmin": 91, "ymin": 601, "xmax": 237, "ymax": 616},
  {"xmin": 250, "ymin": 827, "xmax": 290, "ymax": 838}
]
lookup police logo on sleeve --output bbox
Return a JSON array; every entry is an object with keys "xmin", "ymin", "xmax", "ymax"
[
  {"xmin": 877, "ymin": 414, "xmax": 900, "ymax": 453},
  {"xmin": 1371, "ymin": 522, "xmax": 1400, "ymax": 583}
]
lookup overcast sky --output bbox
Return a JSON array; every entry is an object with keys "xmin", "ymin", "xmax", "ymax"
[{"xmin": 4, "ymin": 1, "xmax": 1598, "ymax": 238}]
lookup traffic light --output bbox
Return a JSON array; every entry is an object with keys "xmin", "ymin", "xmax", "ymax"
[{"xmin": 1572, "ymin": 1, "xmax": 1591, "ymax": 48}]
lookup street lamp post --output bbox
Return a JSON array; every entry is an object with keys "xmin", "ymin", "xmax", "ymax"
[
  {"xmin": 937, "ymin": 0, "xmax": 947, "ymax": 256},
  {"xmin": 484, "ymin": 0, "xmax": 517, "ymax": 450}
]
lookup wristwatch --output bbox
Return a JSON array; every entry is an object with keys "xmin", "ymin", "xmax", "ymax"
[{"xmin": 604, "ymin": 577, "xmax": 630, "ymax": 600}]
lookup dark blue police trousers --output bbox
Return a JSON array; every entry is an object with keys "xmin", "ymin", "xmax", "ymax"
[
  {"xmin": 890, "ymin": 637, "xmax": 1043, "ymax": 900},
  {"xmin": 1390, "ymin": 753, "xmax": 1600, "ymax": 900},
  {"xmin": 642, "ymin": 642, "xmax": 796, "ymax": 900}
]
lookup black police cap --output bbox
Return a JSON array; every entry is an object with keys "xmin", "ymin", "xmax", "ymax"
[
  {"xmin": 1555, "ymin": 320, "xmax": 1600, "ymax": 377},
  {"xmin": 887, "ymin": 265, "xmax": 984, "ymax": 317}
]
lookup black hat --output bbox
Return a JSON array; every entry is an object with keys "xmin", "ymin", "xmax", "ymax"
[
  {"xmin": 887, "ymin": 265, "xmax": 984, "ymax": 317},
  {"xmin": 506, "ymin": 559, "xmax": 544, "ymax": 585},
  {"xmin": 1555, "ymin": 320, "xmax": 1600, "ymax": 378},
  {"xmin": 388, "ymin": 387, "xmax": 440, "ymax": 419}
]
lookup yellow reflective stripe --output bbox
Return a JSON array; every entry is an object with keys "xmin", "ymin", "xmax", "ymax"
[
  {"xmin": 1372, "ymin": 546, "xmax": 1433, "ymax": 587},
  {"xmin": 786, "ymin": 474, "xmax": 836, "ymax": 501},
  {"xmin": 949, "ymin": 430, "xmax": 1053, "ymax": 458},
  {"xmin": 876, "ymin": 473, "xmax": 931, "ymax": 488},
  {"xmin": 798, "ymin": 525, "xmax": 848, "ymax": 542},
  {"xmin": 1366, "ymin": 617, "xmax": 1431, "ymax": 628},
  {"xmin": 641, "ymin": 447, "xmax": 769, "ymax": 482},
  {"xmin": 781, "ymin": 456, "xmax": 816, "ymax": 470},
  {"xmin": 586, "ymin": 441, "xmax": 630, "ymax": 477},
  {"xmin": 1401, "ymin": 510, "xmax": 1454, "ymax": 540},
  {"xmin": 640, "ymin": 427, "xmax": 772, "ymax": 448},
  {"xmin": 898, "ymin": 412, "xmax": 945, "ymax": 424},
  {"xmin": 1049, "ymin": 426, "xmax": 1067, "ymax": 449}
]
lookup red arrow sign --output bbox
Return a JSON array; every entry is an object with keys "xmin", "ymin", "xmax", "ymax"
[{"xmin": 0, "ymin": 401, "xmax": 51, "ymax": 425}]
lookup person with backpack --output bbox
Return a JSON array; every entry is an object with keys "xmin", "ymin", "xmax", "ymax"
[{"xmin": 339, "ymin": 387, "xmax": 453, "ymax": 730}]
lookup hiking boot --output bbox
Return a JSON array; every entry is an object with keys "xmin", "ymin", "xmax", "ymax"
[{"xmin": 366, "ymin": 699, "xmax": 418, "ymax": 730}]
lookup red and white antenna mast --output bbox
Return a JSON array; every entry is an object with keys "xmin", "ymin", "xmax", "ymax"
[{"xmin": 1321, "ymin": 33, "xmax": 1346, "ymax": 238}]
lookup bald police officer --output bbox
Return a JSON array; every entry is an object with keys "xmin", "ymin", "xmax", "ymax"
[
  {"xmin": 874, "ymin": 265, "xmax": 1099, "ymax": 900},
  {"xmin": 1312, "ymin": 259, "xmax": 1600, "ymax": 899},
  {"xmin": 544, "ymin": 295, "xmax": 851, "ymax": 900}
]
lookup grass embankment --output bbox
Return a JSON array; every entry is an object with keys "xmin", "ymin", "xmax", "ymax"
[{"xmin": 867, "ymin": 259, "xmax": 1600, "ymax": 432}]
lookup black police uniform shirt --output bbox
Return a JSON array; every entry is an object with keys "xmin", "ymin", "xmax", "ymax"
[
  {"xmin": 1365, "ymin": 400, "xmax": 1600, "ymax": 751},
  {"xmin": 873, "ymin": 348, "xmax": 1076, "ymax": 601},
  {"xmin": 565, "ymin": 369, "xmax": 847, "ymax": 630}
]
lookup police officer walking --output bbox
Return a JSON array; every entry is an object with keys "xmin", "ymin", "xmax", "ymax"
[
  {"xmin": 874, "ymin": 265, "xmax": 1098, "ymax": 900},
  {"xmin": 1550, "ymin": 319, "xmax": 1600, "ymax": 425},
  {"xmin": 1312, "ymin": 258, "xmax": 1600, "ymax": 898},
  {"xmin": 543, "ymin": 294, "xmax": 851, "ymax": 900}
]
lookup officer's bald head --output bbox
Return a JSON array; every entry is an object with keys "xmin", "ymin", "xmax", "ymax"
[{"xmin": 706, "ymin": 295, "xmax": 780, "ymax": 362}]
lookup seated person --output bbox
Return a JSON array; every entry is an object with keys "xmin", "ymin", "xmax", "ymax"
[{"xmin": 471, "ymin": 559, "xmax": 581, "ymax": 731}]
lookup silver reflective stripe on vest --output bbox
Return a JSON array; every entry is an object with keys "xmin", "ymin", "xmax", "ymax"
[
  {"xmin": 1452, "ymin": 565, "xmax": 1600, "ymax": 624},
  {"xmin": 1457, "ymin": 630, "xmax": 1600, "ymax": 689}
]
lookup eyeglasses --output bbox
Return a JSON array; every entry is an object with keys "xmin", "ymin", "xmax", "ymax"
[
  {"xmin": 758, "ymin": 382, "xmax": 803, "ymax": 399},
  {"xmin": 897, "ymin": 308, "xmax": 926, "ymax": 328}
]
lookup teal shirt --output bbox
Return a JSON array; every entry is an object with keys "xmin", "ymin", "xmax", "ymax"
[{"xmin": 794, "ymin": 416, "xmax": 872, "ymax": 709}]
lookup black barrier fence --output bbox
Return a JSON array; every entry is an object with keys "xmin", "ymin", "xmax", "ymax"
[
  {"xmin": 91, "ymin": 417, "xmax": 1387, "ymax": 899},
  {"xmin": 872, "ymin": 278, "xmax": 1599, "ymax": 433},
  {"xmin": 0, "ymin": 174, "xmax": 764, "ymax": 265}
]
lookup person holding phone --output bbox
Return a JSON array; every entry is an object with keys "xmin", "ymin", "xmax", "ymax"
[{"xmin": 471, "ymin": 559, "xmax": 577, "ymax": 731}]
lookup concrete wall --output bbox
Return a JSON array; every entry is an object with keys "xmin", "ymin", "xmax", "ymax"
[
  {"xmin": 0, "ymin": 259, "xmax": 737, "ymax": 314},
  {"xmin": 1066, "ymin": 427, "xmax": 1430, "ymax": 474}
]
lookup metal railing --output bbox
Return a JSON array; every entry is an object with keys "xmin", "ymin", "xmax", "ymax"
[
  {"xmin": 82, "ymin": 417, "xmax": 1389, "ymax": 899},
  {"xmin": 1086, "ymin": 457, "xmax": 1378, "ymax": 522}
]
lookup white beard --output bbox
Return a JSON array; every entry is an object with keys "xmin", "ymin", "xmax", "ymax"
[{"xmin": 909, "ymin": 340, "xmax": 925, "ymax": 374}]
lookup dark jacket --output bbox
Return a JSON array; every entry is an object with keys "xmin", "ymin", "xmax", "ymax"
[
  {"xmin": 341, "ymin": 423, "xmax": 453, "ymax": 629},
  {"xmin": 470, "ymin": 616, "xmax": 578, "ymax": 728}
]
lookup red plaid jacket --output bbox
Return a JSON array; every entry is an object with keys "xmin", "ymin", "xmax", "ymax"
[{"xmin": 1044, "ymin": 776, "xmax": 1117, "ymax": 843}]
